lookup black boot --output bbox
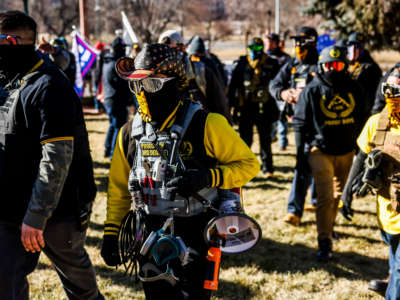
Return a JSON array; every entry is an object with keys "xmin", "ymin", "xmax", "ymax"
[
  {"xmin": 368, "ymin": 275, "xmax": 389, "ymax": 297},
  {"xmin": 316, "ymin": 238, "xmax": 333, "ymax": 262}
]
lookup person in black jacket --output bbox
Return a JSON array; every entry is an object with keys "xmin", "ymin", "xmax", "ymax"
[
  {"xmin": 266, "ymin": 32, "xmax": 291, "ymax": 151},
  {"xmin": 102, "ymin": 37, "xmax": 132, "ymax": 158},
  {"xmin": 269, "ymin": 26, "xmax": 319, "ymax": 225},
  {"xmin": 347, "ymin": 32, "xmax": 382, "ymax": 119},
  {"xmin": 371, "ymin": 62, "xmax": 400, "ymax": 114},
  {"xmin": 293, "ymin": 45, "xmax": 364, "ymax": 261},
  {"xmin": 159, "ymin": 30, "xmax": 230, "ymax": 121},
  {"xmin": 0, "ymin": 10, "xmax": 103, "ymax": 299},
  {"xmin": 228, "ymin": 37, "xmax": 280, "ymax": 177}
]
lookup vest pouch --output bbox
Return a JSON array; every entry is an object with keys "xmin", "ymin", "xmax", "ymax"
[{"xmin": 390, "ymin": 173, "xmax": 400, "ymax": 213}]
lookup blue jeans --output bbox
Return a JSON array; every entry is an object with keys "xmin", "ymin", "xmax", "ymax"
[
  {"xmin": 286, "ymin": 169, "xmax": 317, "ymax": 218},
  {"xmin": 277, "ymin": 119, "xmax": 288, "ymax": 148},
  {"xmin": 381, "ymin": 230, "xmax": 400, "ymax": 300},
  {"xmin": 104, "ymin": 105, "xmax": 128, "ymax": 157}
]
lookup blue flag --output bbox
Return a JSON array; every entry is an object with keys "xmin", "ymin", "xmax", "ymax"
[
  {"xmin": 72, "ymin": 32, "xmax": 97, "ymax": 98},
  {"xmin": 317, "ymin": 33, "xmax": 336, "ymax": 54}
]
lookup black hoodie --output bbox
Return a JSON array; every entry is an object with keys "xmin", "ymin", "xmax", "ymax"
[{"xmin": 293, "ymin": 71, "xmax": 366, "ymax": 155}]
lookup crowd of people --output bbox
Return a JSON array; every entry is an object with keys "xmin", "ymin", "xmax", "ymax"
[{"xmin": 1, "ymin": 8, "xmax": 400, "ymax": 300}]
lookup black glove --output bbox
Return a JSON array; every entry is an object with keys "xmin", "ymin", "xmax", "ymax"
[
  {"xmin": 294, "ymin": 132, "xmax": 310, "ymax": 173},
  {"xmin": 166, "ymin": 169, "xmax": 211, "ymax": 198},
  {"xmin": 232, "ymin": 107, "xmax": 239, "ymax": 125},
  {"xmin": 340, "ymin": 151, "xmax": 367, "ymax": 221},
  {"xmin": 340, "ymin": 204, "xmax": 354, "ymax": 221},
  {"xmin": 101, "ymin": 235, "xmax": 121, "ymax": 266}
]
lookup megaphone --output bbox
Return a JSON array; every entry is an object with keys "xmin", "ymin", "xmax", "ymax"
[{"xmin": 203, "ymin": 213, "xmax": 262, "ymax": 255}]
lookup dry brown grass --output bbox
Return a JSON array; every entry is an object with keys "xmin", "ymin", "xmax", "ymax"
[{"xmin": 26, "ymin": 113, "xmax": 387, "ymax": 300}]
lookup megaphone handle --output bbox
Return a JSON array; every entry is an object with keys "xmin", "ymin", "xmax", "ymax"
[{"xmin": 191, "ymin": 192, "xmax": 218, "ymax": 212}]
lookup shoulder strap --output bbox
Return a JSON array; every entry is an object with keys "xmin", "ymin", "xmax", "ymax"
[
  {"xmin": 372, "ymin": 108, "xmax": 390, "ymax": 147},
  {"xmin": 131, "ymin": 112, "xmax": 145, "ymax": 139},
  {"xmin": 169, "ymin": 99, "xmax": 202, "ymax": 164}
]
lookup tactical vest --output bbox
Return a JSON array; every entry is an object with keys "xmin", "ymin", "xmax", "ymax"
[
  {"xmin": 370, "ymin": 108, "xmax": 400, "ymax": 209},
  {"xmin": 0, "ymin": 71, "xmax": 44, "ymax": 222},
  {"xmin": 128, "ymin": 101, "xmax": 217, "ymax": 217},
  {"xmin": 0, "ymin": 66, "xmax": 96, "ymax": 223}
]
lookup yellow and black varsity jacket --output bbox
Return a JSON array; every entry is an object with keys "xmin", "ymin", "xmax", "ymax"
[{"xmin": 104, "ymin": 105, "xmax": 260, "ymax": 236}]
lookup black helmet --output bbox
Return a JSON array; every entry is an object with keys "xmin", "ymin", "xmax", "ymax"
[
  {"xmin": 318, "ymin": 45, "xmax": 347, "ymax": 73},
  {"xmin": 248, "ymin": 37, "xmax": 264, "ymax": 49},
  {"xmin": 187, "ymin": 35, "xmax": 206, "ymax": 56},
  {"xmin": 347, "ymin": 32, "xmax": 365, "ymax": 45},
  {"xmin": 319, "ymin": 45, "xmax": 347, "ymax": 64}
]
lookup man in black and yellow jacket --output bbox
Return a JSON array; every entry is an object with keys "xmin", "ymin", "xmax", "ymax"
[{"xmin": 100, "ymin": 44, "xmax": 260, "ymax": 300}]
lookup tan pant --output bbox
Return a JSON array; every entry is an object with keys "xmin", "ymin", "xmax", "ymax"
[{"xmin": 308, "ymin": 147, "xmax": 355, "ymax": 241}]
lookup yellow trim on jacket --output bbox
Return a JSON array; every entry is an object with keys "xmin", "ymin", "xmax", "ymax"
[
  {"xmin": 106, "ymin": 113, "xmax": 260, "ymax": 228},
  {"xmin": 106, "ymin": 128, "xmax": 132, "ymax": 228},
  {"xmin": 40, "ymin": 136, "xmax": 74, "ymax": 145},
  {"xmin": 204, "ymin": 113, "xmax": 260, "ymax": 189}
]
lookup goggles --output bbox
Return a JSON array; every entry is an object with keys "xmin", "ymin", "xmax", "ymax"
[
  {"xmin": 248, "ymin": 45, "xmax": 263, "ymax": 52},
  {"xmin": 129, "ymin": 77, "xmax": 175, "ymax": 94},
  {"xmin": 382, "ymin": 82, "xmax": 400, "ymax": 98},
  {"xmin": 0, "ymin": 34, "xmax": 20, "ymax": 45},
  {"xmin": 322, "ymin": 61, "xmax": 346, "ymax": 72}
]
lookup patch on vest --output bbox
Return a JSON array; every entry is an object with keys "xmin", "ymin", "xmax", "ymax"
[
  {"xmin": 140, "ymin": 142, "xmax": 168, "ymax": 157},
  {"xmin": 179, "ymin": 141, "xmax": 193, "ymax": 159}
]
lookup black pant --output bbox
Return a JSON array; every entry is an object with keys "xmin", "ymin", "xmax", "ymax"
[
  {"xmin": 0, "ymin": 219, "xmax": 103, "ymax": 300},
  {"xmin": 239, "ymin": 107, "xmax": 273, "ymax": 172},
  {"xmin": 141, "ymin": 212, "xmax": 217, "ymax": 300}
]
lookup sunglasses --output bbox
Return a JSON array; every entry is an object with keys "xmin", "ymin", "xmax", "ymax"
[
  {"xmin": 248, "ymin": 45, "xmax": 263, "ymax": 52},
  {"xmin": 129, "ymin": 77, "xmax": 175, "ymax": 94},
  {"xmin": 294, "ymin": 36, "xmax": 315, "ymax": 47},
  {"xmin": 382, "ymin": 82, "xmax": 400, "ymax": 98},
  {"xmin": 0, "ymin": 35, "xmax": 20, "ymax": 45}
]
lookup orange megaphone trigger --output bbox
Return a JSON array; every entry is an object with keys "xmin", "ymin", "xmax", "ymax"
[{"xmin": 203, "ymin": 246, "xmax": 221, "ymax": 290}]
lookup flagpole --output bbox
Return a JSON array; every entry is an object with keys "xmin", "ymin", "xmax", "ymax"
[{"xmin": 79, "ymin": 0, "xmax": 89, "ymax": 39}]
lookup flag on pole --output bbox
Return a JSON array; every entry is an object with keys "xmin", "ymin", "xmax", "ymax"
[
  {"xmin": 121, "ymin": 11, "xmax": 138, "ymax": 46},
  {"xmin": 72, "ymin": 31, "xmax": 97, "ymax": 97}
]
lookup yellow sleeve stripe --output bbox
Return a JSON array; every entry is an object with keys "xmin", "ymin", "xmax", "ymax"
[
  {"xmin": 117, "ymin": 128, "xmax": 128, "ymax": 165},
  {"xmin": 40, "ymin": 136, "xmax": 74, "ymax": 145},
  {"xmin": 214, "ymin": 168, "xmax": 220, "ymax": 187},
  {"xmin": 104, "ymin": 232, "xmax": 119, "ymax": 236},
  {"xmin": 209, "ymin": 168, "xmax": 216, "ymax": 187}
]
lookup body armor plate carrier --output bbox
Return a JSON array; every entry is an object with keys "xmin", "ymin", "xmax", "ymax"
[
  {"xmin": 370, "ymin": 108, "xmax": 400, "ymax": 211},
  {"xmin": 128, "ymin": 101, "xmax": 217, "ymax": 217}
]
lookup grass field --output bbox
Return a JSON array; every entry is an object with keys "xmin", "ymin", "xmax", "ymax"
[{"xmin": 26, "ymin": 113, "xmax": 387, "ymax": 300}]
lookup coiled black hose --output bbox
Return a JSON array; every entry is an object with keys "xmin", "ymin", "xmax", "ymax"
[{"xmin": 118, "ymin": 209, "xmax": 147, "ymax": 280}]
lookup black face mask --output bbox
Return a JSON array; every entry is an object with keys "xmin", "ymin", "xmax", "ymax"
[
  {"xmin": 321, "ymin": 70, "xmax": 348, "ymax": 86},
  {"xmin": 0, "ymin": 44, "xmax": 37, "ymax": 84},
  {"xmin": 145, "ymin": 78, "xmax": 180, "ymax": 128}
]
